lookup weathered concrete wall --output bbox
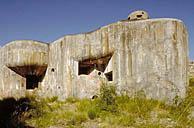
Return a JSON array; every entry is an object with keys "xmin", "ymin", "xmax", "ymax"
[
  {"xmin": 0, "ymin": 40, "xmax": 48, "ymax": 98},
  {"xmin": 0, "ymin": 18, "xmax": 189, "ymax": 101},
  {"xmin": 189, "ymin": 61, "xmax": 194, "ymax": 78}
]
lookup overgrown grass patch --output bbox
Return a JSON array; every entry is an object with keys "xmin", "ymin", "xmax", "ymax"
[
  {"xmin": 1, "ymin": 78, "xmax": 194, "ymax": 127},
  {"xmin": 116, "ymin": 114, "xmax": 136, "ymax": 126},
  {"xmin": 116, "ymin": 95, "xmax": 161, "ymax": 120},
  {"xmin": 65, "ymin": 97, "xmax": 80, "ymax": 104},
  {"xmin": 67, "ymin": 112, "xmax": 87, "ymax": 126}
]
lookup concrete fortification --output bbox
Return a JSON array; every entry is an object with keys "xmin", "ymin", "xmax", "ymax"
[{"xmin": 0, "ymin": 12, "xmax": 189, "ymax": 101}]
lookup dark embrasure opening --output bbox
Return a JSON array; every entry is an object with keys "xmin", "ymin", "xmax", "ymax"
[
  {"xmin": 137, "ymin": 15, "xmax": 142, "ymax": 18},
  {"xmin": 105, "ymin": 71, "xmax": 113, "ymax": 81},
  {"xmin": 26, "ymin": 75, "xmax": 39, "ymax": 89},
  {"xmin": 78, "ymin": 54, "xmax": 112, "ymax": 75}
]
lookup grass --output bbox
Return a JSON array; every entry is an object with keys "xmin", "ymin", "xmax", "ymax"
[{"xmin": 0, "ymin": 79, "xmax": 194, "ymax": 127}]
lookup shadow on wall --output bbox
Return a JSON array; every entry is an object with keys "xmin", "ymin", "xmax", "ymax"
[{"xmin": 0, "ymin": 97, "xmax": 33, "ymax": 128}]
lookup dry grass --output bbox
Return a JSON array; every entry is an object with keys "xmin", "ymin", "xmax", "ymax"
[{"xmin": 0, "ymin": 79, "xmax": 194, "ymax": 128}]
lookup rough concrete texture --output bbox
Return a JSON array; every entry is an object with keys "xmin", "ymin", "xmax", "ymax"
[
  {"xmin": 0, "ymin": 40, "xmax": 49, "ymax": 98},
  {"xmin": 189, "ymin": 61, "xmax": 194, "ymax": 78},
  {"xmin": 0, "ymin": 18, "xmax": 188, "ymax": 101}
]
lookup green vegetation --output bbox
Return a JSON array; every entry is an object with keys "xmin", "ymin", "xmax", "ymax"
[
  {"xmin": 0, "ymin": 79, "xmax": 194, "ymax": 127},
  {"xmin": 87, "ymin": 108, "xmax": 97, "ymax": 120}
]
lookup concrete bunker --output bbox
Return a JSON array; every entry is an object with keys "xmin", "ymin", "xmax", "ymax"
[
  {"xmin": 3, "ymin": 40, "xmax": 49, "ymax": 91},
  {"xmin": 0, "ymin": 17, "xmax": 188, "ymax": 102}
]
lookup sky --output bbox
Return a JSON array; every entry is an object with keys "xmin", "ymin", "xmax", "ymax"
[{"xmin": 0, "ymin": 0, "xmax": 194, "ymax": 60}]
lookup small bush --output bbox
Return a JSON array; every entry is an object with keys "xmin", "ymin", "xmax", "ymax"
[
  {"xmin": 187, "ymin": 77, "xmax": 194, "ymax": 97},
  {"xmin": 28, "ymin": 98, "xmax": 50, "ymax": 118},
  {"xmin": 100, "ymin": 82, "xmax": 117, "ymax": 106},
  {"xmin": 88, "ymin": 108, "xmax": 97, "ymax": 120},
  {"xmin": 0, "ymin": 97, "xmax": 33, "ymax": 128},
  {"xmin": 95, "ymin": 82, "xmax": 118, "ymax": 114},
  {"xmin": 189, "ymin": 77, "xmax": 194, "ymax": 86}
]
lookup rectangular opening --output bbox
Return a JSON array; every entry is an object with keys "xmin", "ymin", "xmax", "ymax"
[
  {"xmin": 78, "ymin": 54, "xmax": 112, "ymax": 75},
  {"xmin": 78, "ymin": 63, "xmax": 94, "ymax": 75},
  {"xmin": 137, "ymin": 15, "xmax": 142, "ymax": 17},
  {"xmin": 26, "ymin": 75, "xmax": 39, "ymax": 89}
]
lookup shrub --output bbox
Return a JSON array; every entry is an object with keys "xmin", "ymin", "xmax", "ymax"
[
  {"xmin": 189, "ymin": 77, "xmax": 194, "ymax": 87},
  {"xmin": 87, "ymin": 108, "xmax": 97, "ymax": 120},
  {"xmin": 187, "ymin": 77, "xmax": 194, "ymax": 98},
  {"xmin": 0, "ymin": 97, "xmax": 33, "ymax": 128},
  {"xmin": 99, "ymin": 82, "xmax": 117, "ymax": 106},
  {"xmin": 96, "ymin": 82, "xmax": 118, "ymax": 113},
  {"xmin": 28, "ymin": 98, "xmax": 50, "ymax": 118}
]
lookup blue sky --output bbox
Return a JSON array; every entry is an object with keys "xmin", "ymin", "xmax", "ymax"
[{"xmin": 0, "ymin": 0, "xmax": 194, "ymax": 60}]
